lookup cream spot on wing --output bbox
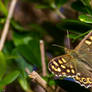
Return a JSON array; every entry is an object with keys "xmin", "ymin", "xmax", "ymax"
[
  {"xmin": 62, "ymin": 72, "xmax": 66, "ymax": 75},
  {"xmin": 61, "ymin": 65, "xmax": 66, "ymax": 69},
  {"xmin": 62, "ymin": 58, "xmax": 67, "ymax": 63},
  {"xmin": 89, "ymin": 36, "xmax": 92, "ymax": 40},
  {"xmin": 58, "ymin": 60, "xmax": 63, "ymax": 64},
  {"xmin": 70, "ymin": 65, "xmax": 73, "ymax": 68},
  {"xmin": 71, "ymin": 69, "xmax": 75, "ymax": 74},
  {"xmin": 85, "ymin": 40, "xmax": 91, "ymax": 45},
  {"xmin": 54, "ymin": 68, "xmax": 58, "ymax": 71},
  {"xmin": 53, "ymin": 61, "xmax": 58, "ymax": 66},
  {"xmin": 81, "ymin": 77, "xmax": 88, "ymax": 84},
  {"xmin": 51, "ymin": 65, "xmax": 55, "ymax": 69},
  {"xmin": 87, "ymin": 78, "xmax": 92, "ymax": 83},
  {"xmin": 51, "ymin": 65, "xmax": 60, "ymax": 72},
  {"xmin": 57, "ymin": 68, "xmax": 61, "ymax": 72},
  {"xmin": 66, "ymin": 69, "xmax": 70, "ymax": 73},
  {"xmin": 75, "ymin": 75, "xmax": 80, "ymax": 80}
]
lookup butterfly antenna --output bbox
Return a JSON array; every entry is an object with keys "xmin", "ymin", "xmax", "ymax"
[
  {"xmin": 52, "ymin": 44, "xmax": 65, "ymax": 49},
  {"xmin": 52, "ymin": 44, "xmax": 70, "ymax": 54}
]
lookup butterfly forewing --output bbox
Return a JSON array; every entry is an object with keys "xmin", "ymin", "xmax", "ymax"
[
  {"xmin": 74, "ymin": 31, "xmax": 92, "ymax": 87},
  {"xmin": 75, "ymin": 32, "xmax": 92, "ymax": 68}
]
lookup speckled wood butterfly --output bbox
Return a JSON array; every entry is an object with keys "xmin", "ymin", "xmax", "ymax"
[{"xmin": 48, "ymin": 31, "xmax": 92, "ymax": 88}]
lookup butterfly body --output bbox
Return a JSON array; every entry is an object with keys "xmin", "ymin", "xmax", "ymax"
[{"xmin": 48, "ymin": 31, "xmax": 92, "ymax": 88}]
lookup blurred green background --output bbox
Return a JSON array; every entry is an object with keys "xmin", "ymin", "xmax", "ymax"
[{"xmin": 0, "ymin": 0, "xmax": 92, "ymax": 92}]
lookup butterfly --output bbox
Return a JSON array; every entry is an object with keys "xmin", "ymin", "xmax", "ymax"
[{"xmin": 48, "ymin": 31, "xmax": 92, "ymax": 88}]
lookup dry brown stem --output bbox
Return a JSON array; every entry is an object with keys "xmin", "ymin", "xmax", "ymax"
[
  {"xmin": 28, "ymin": 71, "xmax": 55, "ymax": 92},
  {"xmin": 0, "ymin": 0, "xmax": 17, "ymax": 51},
  {"xmin": 40, "ymin": 40, "xmax": 47, "ymax": 76}
]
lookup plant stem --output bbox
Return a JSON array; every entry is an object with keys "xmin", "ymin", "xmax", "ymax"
[
  {"xmin": 28, "ymin": 71, "xmax": 55, "ymax": 92},
  {"xmin": 40, "ymin": 40, "xmax": 47, "ymax": 76},
  {"xmin": 0, "ymin": 0, "xmax": 17, "ymax": 51},
  {"xmin": 55, "ymin": 8, "xmax": 66, "ymax": 19}
]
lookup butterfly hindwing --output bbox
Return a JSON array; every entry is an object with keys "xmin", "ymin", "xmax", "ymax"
[
  {"xmin": 48, "ymin": 54, "xmax": 76, "ymax": 77},
  {"xmin": 73, "ymin": 59, "xmax": 92, "ymax": 88}
]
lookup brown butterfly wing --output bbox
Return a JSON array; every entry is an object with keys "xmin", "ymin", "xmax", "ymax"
[
  {"xmin": 48, "ymin": 54, "xmax": 76, "ymax": 77},
  {"xmin": 48, "ymin": 53, "xmax": 92, "ymax": 88},
  {"xmin": 75, "ymin": 31, "xmax": 92, "ymax": 68},
  {"xmin": 48, "ymin": 31, "xmax": 92, "ymax": 88},
  {"xmin": 73, "ymin": 59, "xmax": 92, "ymax": 88},
  {"xmin": 74, "ymin": 31, "xmax": 92, "ymax": 87}
]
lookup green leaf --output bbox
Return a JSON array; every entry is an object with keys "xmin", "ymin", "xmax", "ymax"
[
  {"xmin": 43, "ymin": 76, "xmax": 56, "ymax": 86},
  {"xmin": 35, "ymin": 4, "xmax": 50, "ymax": 9},
  {"xmin": 18, "ymin": 75, "xmax": 30, "ymax": 91},
  {"xmin": 0, "ymin": 0, "xmax": 8, "ymax": 16},
  {"xmin": 80, "ymin": 0, "xmax": 92, "ymax": 15},
  {"xmin": 79, "ymin": 15, "xmax": 92, "ymax": 23},
  {"xmin": 48, "ymin": 79, "xmax": 55, "ymax": 86},
  {"xmin": 3, "ymin": 41, "xmax": 14, "ymax": 55},
  {"xmin": 17, "ymin": 40, "xmax": 41, "ymax": 68},
  {"xmin": 57, "ymin": 19, "xmax": 92, "ymax": 32},
  {"xmin": 13, "ymin": 32, "xmax": 32, "ymax": 46},
  {"xmin": 4, "ymin": 0, "xmax": 10, "ymax": 7},
  {"xmin": 11, "ymin": 20, "xmax": 28, "ymax": 32},
  {"xmin": 68, "ymin": 33, "xmax": 78, "ymax": 39},
  {"xmin": 72, "ymin": 31, "xmax": 90, "ymax": 42},
  {"xmin": 0, "ymin": 18, "xmax": 6, "ymax": 24},
  {"xmin": 28, "ymin": 23, "xmax": 47, "ymax": 35},
  {"xmin": 55, "ymin": 0, "xmax": 68, "ymax": 8},
  {"xmin": 0, "ymin": 70, "xmax": 20, "ymax": 89},
  {"xmin": 71, "ymin": 1, "xmax": 88, "ymax": 13},
  {"xmin": 0, "ymin": 52, "xmax": 7, "ymax": 80},
  {"xmin": 12, "ymin": 49, "xmax": 33, "ymax": 77},
  {"xmin": 81, "ymin": 0, "xmax": 91, "ymax": 6},
  {"xmin": 13, "ymin": 32, "xmax": 41, "ymax": 68}
]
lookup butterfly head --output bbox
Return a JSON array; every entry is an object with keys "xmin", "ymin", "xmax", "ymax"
[{"xmin": 65, "ymin": 48, "xmax": 78, "ymax": 59}]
